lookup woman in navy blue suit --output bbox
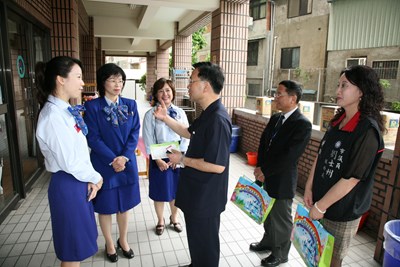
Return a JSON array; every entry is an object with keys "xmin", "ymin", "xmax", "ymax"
[{"xmin": 84, "ymin": 63, "xmax": 140, "ymax": 263}]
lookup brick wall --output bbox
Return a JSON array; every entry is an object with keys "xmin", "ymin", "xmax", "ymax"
[{"xmin": 232, "ymin": 108, "xmax": 393, "ymax": 239}]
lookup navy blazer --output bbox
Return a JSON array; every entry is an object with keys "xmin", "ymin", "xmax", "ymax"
[
  {"xmin": 84, "ymin": 97, "xmax": 140, "ymax": 189},
  {"xmin": 257, "ymin": 109, "xmax": 312, "ymax": 199}
]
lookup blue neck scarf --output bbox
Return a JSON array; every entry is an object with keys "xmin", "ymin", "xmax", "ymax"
[
  {"xmin": 103, "ymin": 102, "xmax": 129, "ymax": 127},
  {"xmin": 68, "ymin": 105, "xmax": 88, "ymax": 135}
]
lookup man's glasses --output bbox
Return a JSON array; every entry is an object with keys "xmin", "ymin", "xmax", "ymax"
[
  {"xmin": 273, "ymin": 92, "xmax": 289, "ymax": 98},
  {"xmin": 188, "ymin": 79, "xmax": 203, "ymax": 84},
  {"xmin": 106, "ymin": 79, "xmax": 125, "ymax": 85}
]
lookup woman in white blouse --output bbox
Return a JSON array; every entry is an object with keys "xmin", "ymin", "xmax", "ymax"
[
  {"xmin": 35, "ymin": 56, "xmax": 103, "ymax": 267},
  {"xmin": 143, "ymin": 78, "xmax": 189, "ymax": 235}
]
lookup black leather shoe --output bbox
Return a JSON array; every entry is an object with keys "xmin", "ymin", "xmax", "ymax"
[
  {"xmin": 117, "ymin": 238, "xmax": 134, "ymax": 259},
  {"xmin": 105, "ymin": 244, "xmax": 118, "ymax": 262},
  {"xmin": 249, "ymin": 242, "xmax": 271, "ymax": 252},
  {"xmin": 261, "ymin": 255, "xmax": 288, "ymax": 267}
]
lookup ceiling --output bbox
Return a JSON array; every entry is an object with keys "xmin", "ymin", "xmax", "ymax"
[{"xmin": 82, "ymin": 0, "xmax": 220, "ymax": 56}]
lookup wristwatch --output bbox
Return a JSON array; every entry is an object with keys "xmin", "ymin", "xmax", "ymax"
[{"xmin": 180, "ymin": 154, "xmax": 185, "ymax": 168}]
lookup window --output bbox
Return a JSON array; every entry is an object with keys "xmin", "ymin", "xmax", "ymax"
[
  {"xmin": 248, "ymin": 83, "xmax": 262, "ymax": 96},
  {"xmin": 288, "ymin": 0, "xmax": 312, "ymax": 18},
  {"xmin": 250, "ymin": 0, "xmax": 266, "ymax": 20},
  {"xmin": 281, "ymin": 47, "xmax": 300, "ymax": 69},
  {"xmin": 346, "ymin": 57, "xmax": 366, "ymax": 67},
  {"xmin": 372, "ymin": 60, "xmax": 399, "ymax": 79},
  {"xmin": 247, "ymin": 41, "xmax": 259, "ymax": 66}
]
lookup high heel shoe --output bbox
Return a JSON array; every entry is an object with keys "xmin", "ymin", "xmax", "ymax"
[
  {"xmin": 117, "ymin": 238, "xmax": 134, "ymax": 259},
  {"xmin": 156, "ymin": 218, "xmax": 165, "ymax": 235},
  {"xmin": 169, "ymin": 215, "xmax": 183, "ymax": 233},
  {"xmin": 105, "ymin": 244, "xmax": 118, "ymax": 262}
]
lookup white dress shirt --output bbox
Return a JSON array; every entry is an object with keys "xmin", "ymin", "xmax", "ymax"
[
  {"xmin": 142, "ymin": 104, "xmax": 190, "ymax": 155},
  {"xmin": 36, "ymin": 95, "xmax": 102, "ymax": 184}
]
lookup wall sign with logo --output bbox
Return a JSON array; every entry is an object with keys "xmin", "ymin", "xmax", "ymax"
[{"xmin": 16, "ymin": 55, "xmax": 25, "ymax": 78}]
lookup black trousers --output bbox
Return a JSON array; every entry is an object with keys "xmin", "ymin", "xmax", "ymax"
[
  {"xmin": 184, "ymin": 213, "xmax": 221, "ymax": 267},
  {"xmin": 259, "ymin": 198, "xmax": 293, "ymax": 260}
]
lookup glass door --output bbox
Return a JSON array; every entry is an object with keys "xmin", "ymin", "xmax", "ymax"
[
  {"xmin": 7, "ymin": 11, "xmax": 41, "ymax": 186},
  {"xmin": 0, "ymin": 23, "xmax": 16, "ymax": 209}
]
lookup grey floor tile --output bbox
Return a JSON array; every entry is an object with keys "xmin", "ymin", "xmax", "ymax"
[
  {"xmin": 8, "ymin": 243, "xmax": 26, "ymax": 257},
  {"xmin": 0, "ymin": 153, "xmax": 383, "ymax": 267},
  {"xmin": 1, "ymin": 255, "xmax": 18, "ymax": 267},
  {"xmin": 28, "ymin": 253, "xmax": 45, "ymax": 267},
  {"xmin": 15, "ymin": 254, "xmax": 32, "ymax": 267}
]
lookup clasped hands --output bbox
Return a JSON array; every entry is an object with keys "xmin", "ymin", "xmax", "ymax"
[{"xmin": 112, "ymin": 156, "xmax": 128, "ymax": 173}]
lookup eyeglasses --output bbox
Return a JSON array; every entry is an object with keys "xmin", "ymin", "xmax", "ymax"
[
  {"xmin": 274, "ymin": 92, "xmax": 289, "ymax": 98},
  {"xmin": 188, "ymin": 79, "xmax": 203, "ymax": 84},
  {"xmin": 106, "ymin": 79, "xmax": 125, "ymax": 85}
]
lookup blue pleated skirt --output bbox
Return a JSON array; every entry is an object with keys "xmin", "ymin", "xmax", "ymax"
[
  {"xmin": 48, "ymin": 171, "xmax": 98, "ymax": 261},
  {"xmin": 148, "ymin": 156, "xmax": 181, "ymax": 202},
  {"xmin": 92, "ymin": 182, "xmax": 140, "ymax": 214}
]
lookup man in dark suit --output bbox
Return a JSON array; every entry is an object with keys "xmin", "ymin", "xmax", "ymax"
[
  {"xmin": 154, "ymin": 62, "xmax": 232, "ymax": 267},
  {"xmin": 249, "ymin": 80, "xmax": 312, "ymax": 267}
]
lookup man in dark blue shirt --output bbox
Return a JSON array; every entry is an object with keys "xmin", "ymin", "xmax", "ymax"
[{"xmin": 154, "ymin": 62, "xmax": 232, "ymax": 267}]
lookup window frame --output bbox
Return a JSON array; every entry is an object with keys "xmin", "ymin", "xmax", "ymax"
[
  {"xmin": 280, "ymin": 47, "xmax": 300, "ymax": 69},
  {"xmin": 372, "ymin": 60, "xmax": 399, "ymax": 80},
  {"xmin": 288, "ymin": 0, "xmax": 313, "ymax": 18},
  {"xmin": 247, "ymin": 41, "xmax": 259, "ymax": 66},
  {"xmin": 250, "ymin": 0, "xmax": 267, "ymax": 21}
]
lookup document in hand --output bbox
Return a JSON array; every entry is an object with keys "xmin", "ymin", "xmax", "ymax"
[
  {"xmin": 291, "ymin": 203, "xmax": 334, "ymax": 267},
  {"xmin": 230, "ymin": 175, "xmax": 275, "ymax": 224},
  {"xmin": 150, "ymin": 141, "xmax": 180, "ymax": 160}
]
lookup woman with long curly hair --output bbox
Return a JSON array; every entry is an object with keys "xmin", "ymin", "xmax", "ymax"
[{"xmin": 304, "ymin": 65, "xmax": 385, "ymax": 267}]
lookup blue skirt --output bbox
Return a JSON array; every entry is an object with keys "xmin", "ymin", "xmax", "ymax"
[
  {"xmin": 93, "ymin": 182, "xmax": 140, "ymax": 214},
  {"xmin": 48, "ymin": 171, "xmax": 98, "ymax": 261},
  {"xmin": 149, "ymin": 156, "xmax": 181, "ymax": 202}
]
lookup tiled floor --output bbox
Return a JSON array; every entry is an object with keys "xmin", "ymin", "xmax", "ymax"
[
  {"xmin": 0, "ymin": 153, "xmax": 381, "ymax": 267},
  {"xmin": 0, "ymin": 99, "xmax": 382, "ymax": 266}
]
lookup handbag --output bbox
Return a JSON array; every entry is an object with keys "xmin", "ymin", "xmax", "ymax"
[
  {"xmin": 291, "ymin": 203, "xmax": 335, "ymax": 267},
  {"xmin": 230, "ymin": 175, "xmax": 275, "ymax": 224}
]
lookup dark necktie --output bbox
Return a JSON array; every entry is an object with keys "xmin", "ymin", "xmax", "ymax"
[
  {"xmin": 68, "ymin": 105, "xmax": 88, "ymax": 136},
  {"xmin": 103, "ymin": 102, "xmax": 129, "ymax": 127},
  {"xmin": 268, "ymin": 114, "xmax": 284, "ymax": 149},
  {"xmin": 273, "ymin": 114, "xmax": 284, "ymax": 136}
]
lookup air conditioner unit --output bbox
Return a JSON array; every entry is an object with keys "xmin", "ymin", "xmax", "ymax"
[{"xmin": 346, "ymin": 57, "xmax": 367, "ymax": 67}]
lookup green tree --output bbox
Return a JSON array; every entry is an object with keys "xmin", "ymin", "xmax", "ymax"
[{"xmin": 192, "ymin": 27, "xmax": 207, "ymax": 64}]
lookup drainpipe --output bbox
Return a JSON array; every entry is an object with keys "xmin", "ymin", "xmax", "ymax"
[{"xmin": 268, "ymin": 1, "xmax": 276, "ymax": 97}]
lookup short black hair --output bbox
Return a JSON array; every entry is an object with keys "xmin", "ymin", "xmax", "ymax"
[
  {"xmin": 279, "ymin": 80, "xmax": 302, "ymax": 103},
  {"xmin": 192, "ymin": 62, "xmax": 225, "ymax": 94},
  {"xmin": 96, "ymin": 63, "xmax": 126, "ymax": 97}
]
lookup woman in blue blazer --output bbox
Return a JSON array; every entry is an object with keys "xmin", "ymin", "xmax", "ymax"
[{"xmin": 84, "ymin": 63, "xmax": 140, "ymax": 263}]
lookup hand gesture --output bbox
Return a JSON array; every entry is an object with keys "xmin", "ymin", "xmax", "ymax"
[
  {"xmin": 153, "ymin": 99, "xmax": 168, "ymax": 121},
  {"xmin": 167, "ymin": 149, "xmax": 183, "ymax": 165}
]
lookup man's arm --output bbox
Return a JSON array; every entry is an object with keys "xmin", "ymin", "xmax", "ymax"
[
  {"xmin": 183, "ymin": 156, "xmax": 225, "ymax": 174},
  {"xmin": 167, "ymin": 150, "xmax": 225, "ymax": 174},
  {"xmin": 153, "ymin": 99, "xmax": 191, "ymax": 139}
]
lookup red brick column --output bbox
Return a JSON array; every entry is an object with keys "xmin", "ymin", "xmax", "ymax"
[
  {"xmin": 211, "ymin": 0, "xmax": 250, "ymax": 115},
  {"xmin": 172, "ymin": 34, "xmax": 192, "ymax": 70},
  {"xmin": 51, "ymin": 0, "xmax": 80, "ymax": 59},
  {"xmin": 156, "ymin": 47, "xmax": 170, "ymax": 79}
]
